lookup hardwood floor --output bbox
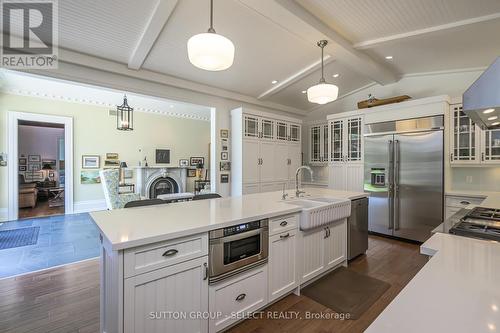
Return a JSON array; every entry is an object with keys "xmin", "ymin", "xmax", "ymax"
[
  {"xmin": 18, "ymin": 199, "xmax": 65, "ymax": 219},
  {"xmin": 228, "ymin": 235, "xmax": 427, "ymax": 333},
  {"xmin": 0, "ymin": 235, "xmax": 427, "ymax": 333}
]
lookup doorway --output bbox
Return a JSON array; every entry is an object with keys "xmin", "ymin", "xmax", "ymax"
[{"xmin": 7, "ymin": 112, "xmax": 73, "ymax": 221}]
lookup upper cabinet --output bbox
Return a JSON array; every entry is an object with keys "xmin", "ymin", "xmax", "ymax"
[
  {"xmin": 277, "ymin": 121, "xmax": 301, "ymax": 143},
  {"xmin": 309, "ymin": 123, "xmax": 328, "ymax": 164},
  {"xmin": 244, "ymin": 115, "xmax": 275, "ymax": 141},
  {"xmin": 449, "ymin": 104, "xmax": 500, "ymax": 165},
  {"xmin": 328, "ymin": 116, "xmax": 363, "ymax": 164}
]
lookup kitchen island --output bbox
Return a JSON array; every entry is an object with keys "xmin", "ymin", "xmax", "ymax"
[
  {"xmin": 91, "ymin": 188, "xmax": 367, "ymax": 333},
  {"xmin": 366, "ymin": 195, "xmax": 500, "ymax": 333}
]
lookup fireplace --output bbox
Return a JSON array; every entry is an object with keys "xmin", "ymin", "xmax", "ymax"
[
  {"xmin": 149, "ymin": 177, "xmax": 179, "ymax": 198},
  {"xmin": 135, "ymin": 167, "xmax": 187, "ymax": 199}
]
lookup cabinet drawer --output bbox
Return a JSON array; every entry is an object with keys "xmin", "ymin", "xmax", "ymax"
[
  {"xmin": 269, "ymin": 214, "xmax": 298, "ymax": 235},
  {"xmin": 445, "ymin": 195, "xmax": 485, "ymax": 208},
  {"xmin": 124, "ymin": 233, "xmax": 208, "ymax": 278},
  {"xmin": 209, "ymin": 265, "xmax": 268, "ymax": 333}
]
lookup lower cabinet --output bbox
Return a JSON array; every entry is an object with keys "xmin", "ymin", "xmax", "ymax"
[
  {"xmin": 209, "ymin": 265, "xmax": 268, "ymax": 333},
  {"xmin": 268, "ymin": 229, "xmax": 297, "ymax": 302},
  {"xmin": 300, "ymin": 219, "xmax": 347, "ymax": 284},
  {"xmin": 123, "ymin": 256, "xmax": 209, "ymax": 333}
]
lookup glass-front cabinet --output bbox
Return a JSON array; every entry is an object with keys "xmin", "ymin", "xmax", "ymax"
[
  {"xmin": 328, "ymin": 116, "xmax": 363, "ymax": 163},
  {"xmin": 449, "ymin": 103, "xmax": 500, "ymax": 165},
  {"xmin": 243, "ymin": 115, "xmax": 275, "ymax": 140},
  {"xmin": 277, "ymin": 121, "xmax": 301, "ymax": 143},
  {"xmin": 309, "ymin": 123, "xmax": 328, "ymax": 163}
]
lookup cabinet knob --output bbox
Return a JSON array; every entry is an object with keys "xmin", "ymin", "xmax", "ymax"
[
  {"xmin": 162, "ymin": 249, "xmax": 178, "ymax": 257},
  {"xmin": 235, "ymin": 293, "xmax": 246, "ymax": 301}
]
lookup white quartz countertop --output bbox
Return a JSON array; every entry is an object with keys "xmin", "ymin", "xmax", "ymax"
[
  {"xmin": 90, "ymin": 188, "xmax": 367, "ymax": 251},
  {"xmin": 446, "ymin": 189, "xmax": 500, "ymax": 207},
  {"xmin": 366, "ymin": 232, "xmax": 500, "ymax": 333}
]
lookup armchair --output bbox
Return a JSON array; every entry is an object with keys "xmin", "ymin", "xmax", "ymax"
[{"xmin": 99, "ymin": 169, "xmax": 140, "ymax": 210}]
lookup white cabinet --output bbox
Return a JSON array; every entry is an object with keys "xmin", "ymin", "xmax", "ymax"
[
  {"xmin": 300, "ymin": 219, "xmax": 347, "ymax": 284},
  {"xmin": 309, "ymin": 123, "xmax": 329, "ymax": 164},
  {"xmin": 449, "ymin": 103, "xmax": 500, "ymax": 165},
  {"xmin": 209, "ymin": 265, "xmax": 268, "ymax": 333},
  {"xmin": 327, "ymin": 115, "xmax": 364, "ymax": 192},
  {"xmin": 232, "ymin": 108, "xmax": 302, "ymax": 196},
  {"xmin": 269, "ymin": 229, "xmax": 297, "ymax": 302},
  {"xmin": 124, "ymin": 256, "xmax": 209, "ymax": 333}
]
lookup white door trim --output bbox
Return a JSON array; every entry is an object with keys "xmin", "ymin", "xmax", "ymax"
[{"xmin": 7, "ymin": 111, "xmax": 74, "ymax": 220}]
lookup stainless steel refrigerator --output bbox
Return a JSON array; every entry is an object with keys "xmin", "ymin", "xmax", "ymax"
[{"xmin": 364, "ymin": 116, "xmax": 444, "ymax": 242}]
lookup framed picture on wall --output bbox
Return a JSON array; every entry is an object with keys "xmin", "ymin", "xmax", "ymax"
[
  {"xmin": 221, "ymin": 152, "xmax": 228, "ymax": 160},
  {"xmin": 28, "ymin": 155, "xmax": 41, "ymax": 163},
  {"xmin": 220, "ymin": 161, "xmax": 231, "ymax": 171},
  {"xmin": 187, "ymin": 169, "xmax": 196, "ymax": 177},
  {"xmin": 179, "ymin": 159, "xmax": 189, "ymax": 167},
  {"xmin": 190, "ymin": 157, "xmax": 204, "ymax": 166},
  {"xmin": 156, "ymin": 149, "xmax": 170, "ymax": 164},
  {"xmin": 19, "ymin": 157, "xmax": 27, "ymax": 165},
  {"xmin": 82, "ymin": 155, "xmax": 100, "ymax": 169},
  {"xmin": 220, "ymin": 129, "xmax": 229, "ymax": 138},
  {"xmin": 19, "ymin": 165, "xmax": 27, "ymax": 172},
  {"xmin": 28, "ymin": 163, "xmax": 41, "ymax": 171},
  {"xmin": 106, "ymin": 153, "xmax": 119, "ymax": 159},
  {"xmin": 220, "ymin": 174, "xmax": 229, "ymax": 183}
]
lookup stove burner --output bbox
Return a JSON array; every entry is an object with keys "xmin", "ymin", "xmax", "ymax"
[{"xmin": 449, "ymin": 207, "xmax": 500, "ymax": 242}]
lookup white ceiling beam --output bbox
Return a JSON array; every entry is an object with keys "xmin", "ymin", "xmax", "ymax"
[
  {"xmin": 354, "ymin": 12, "xmax": 500, "ymax": 50},
  {"xmin": 271, "ymin": 0, "xmax": 399, "ymax": 85},
  {"xmin": 128, "ymin": 0, "xmax": 178, "ymax": 70},
  {"xmin": 257, "ymin": 55, "xmax": 333, "ymax": 99}
]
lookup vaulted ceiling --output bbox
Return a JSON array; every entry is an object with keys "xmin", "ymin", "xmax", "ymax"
[{"xmin": 8, "ymin": 0, "xmax": 500, "ymax": 115}]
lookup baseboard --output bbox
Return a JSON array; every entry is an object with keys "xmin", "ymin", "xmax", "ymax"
[
  {"xmin": 73, "ymin": 200, "xmax": 107, "ymax": 214},
  {"xmin": 0, "ymin": 208, "xmax": 7, "ymax": 222}
]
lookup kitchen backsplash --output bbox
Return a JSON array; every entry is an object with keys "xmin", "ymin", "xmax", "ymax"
[{"xmin": 451, "ymin": 167, "xmax": 500, "ymax": 192}]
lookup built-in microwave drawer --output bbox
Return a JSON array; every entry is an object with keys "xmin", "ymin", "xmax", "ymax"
[
  {"xmin": 124, "ymin": 233, "xmax": 208, "ymax": 278},
  {"xmin": 269, "ymin": 214, "xmax": 298, "ymax": 235},
  {"xmin": 209, "ymin": 265, "xmax": 268, "ymax": 333},
  {"xmin": 445, "ymin": 195, "xmax": 485, "ymax": 208}
]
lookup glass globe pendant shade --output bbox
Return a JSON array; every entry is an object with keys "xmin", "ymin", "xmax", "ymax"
[
  {"xmin": 307, "ymin": 83, "xmax": 339, "ymax": 105},
  {"xmin": 187, "ymin": 32, "xmax": 235, "ymax": 71}
]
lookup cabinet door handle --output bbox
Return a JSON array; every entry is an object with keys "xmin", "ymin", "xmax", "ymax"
[
  {"xmin": 162, "ymin": 249, "xmax": 178, "ymax": 257},
  {"xmin": 460, "ymin": 201, "xmax": 471, "ymax": 205},
  {"xmin": 235, "ymin": 293, "xmax": 246, "ymax": 301},
  {"xmin": 327, "ymin": 227, "xmax": 331, "ymax": 238},
  {"xmin": 279, "ymin": 221, "xmax": 288, "ymax": 227},
  {"xmin": 482, "ymin": 153, "xmax": 485, "ymax": 161},
  {"xmin": 261, "ymin": 158, "xmax": 263, "ymax": 165},
  {"xmin": 450, "ymin": 153, "xmax": 453, "ymax": 162},
  {"xmin": 280, "ymin": 233, "xmax": 290, "ymax": 239},
  {"xmin": 324, "ymin": 227, "xmax": 328, "ymax": 239},
  {"xmin": 203, "ymin": 263, "xmax": 208, "ymax": 281}
]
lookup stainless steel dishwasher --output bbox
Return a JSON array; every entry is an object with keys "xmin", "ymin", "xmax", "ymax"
[{"xmin": 348, "ymin": 197, "xmax": 369, "ymax": 260}]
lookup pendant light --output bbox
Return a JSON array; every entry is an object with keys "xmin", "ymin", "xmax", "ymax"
[
  {"xmin": 307, "ymin": 40, "xmax": 339, "ymax": 105},
  {"xmin": 117, "ymin": 95, "xmax": 133, "ymax": 131},
  {"xmin": 187, "ymin": 0, "xmax": 235, "ymax": 71}
]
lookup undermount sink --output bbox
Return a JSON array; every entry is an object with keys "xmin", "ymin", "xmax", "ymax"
[{"xmin": 284, "ymin": 198, "xmax": 351, "ymax": 231}]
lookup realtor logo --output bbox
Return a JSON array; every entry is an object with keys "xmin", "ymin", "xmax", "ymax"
[{"xmin": 1, "ymin": 0, "xmax": 58, "ymax": 69}]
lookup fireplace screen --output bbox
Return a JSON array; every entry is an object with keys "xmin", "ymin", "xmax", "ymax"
[{"xmin": 149, "ymin": 177, "xmax": 179, "ymax": 198}]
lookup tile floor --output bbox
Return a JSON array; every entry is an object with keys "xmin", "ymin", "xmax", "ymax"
[{"xmin": 0, "ymin": 213, "xmax": 100, "ymax": 278}]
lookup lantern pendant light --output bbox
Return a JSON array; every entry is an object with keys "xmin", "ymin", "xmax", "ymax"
[
  {"xmin": 117, "ymin": 94, "xmax": 133, "ymax": 131},
  {"xmin": 187, "ymin": 0, "xmax": 235, "ymax": 71},
  {"xmin": 307, "ymin": 40, "xmax": 339, "ymax": 105}
]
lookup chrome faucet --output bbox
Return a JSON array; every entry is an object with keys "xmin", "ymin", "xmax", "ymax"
[
  {"xmin": 281, "ymin": 183, "xmax": 288, "ymax": 200},
  {"xmin": 295, "ymin": 165, "xmax": 314, "ymax": 197}
]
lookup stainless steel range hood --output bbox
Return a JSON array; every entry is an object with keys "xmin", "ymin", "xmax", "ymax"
[{"xmin": 463, "ymin": 57, "xmax": 500, "ymax": 129}]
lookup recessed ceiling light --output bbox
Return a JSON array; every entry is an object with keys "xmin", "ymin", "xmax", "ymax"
[
  {"xmin": 491, "ymin": 122, "xmax": 500, "ymax": 126},
  {"xmin": 301, "ymin": 90, "xmax": 306, "ymax": 94},
  {"xmin": 483, "ymin": 108, "xmax": 495, "ymax": 114},
  {"xmin": 488, "ymin": 116, "xmax": 498, "ymax": 121},
  {"xmin": 385, "ymin": 56, "xmax": 393, "ymax": 60},
  {"xmin": 271, "ymin": 80, "xmax": 278, "ymax": 84},
  {"xmin": 169, "ymin": 105, "xmax": 174, "ymax": 108},
  {"xmin": 333, "ymin": 73, "xmax": 340, "ymax": 78}
]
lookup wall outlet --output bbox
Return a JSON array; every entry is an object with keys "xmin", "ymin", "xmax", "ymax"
[{"xmin": 466, "ymin": 176, "xmax": 473, "ymax": 184}]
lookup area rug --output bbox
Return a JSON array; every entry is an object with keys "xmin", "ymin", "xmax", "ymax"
[
  {"xmin": 0, "ymin": 227, "xmax": 40, "ymax": 250},
  {"xmin": 301, "ymin": 266, "xmax": 390, "ymax": 319}
]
